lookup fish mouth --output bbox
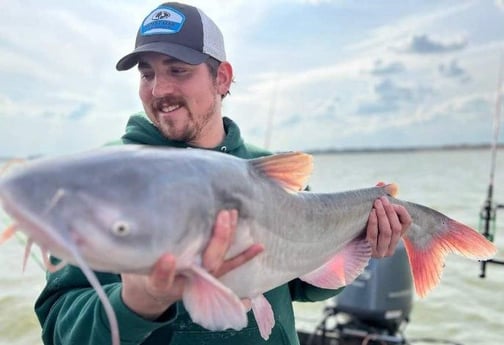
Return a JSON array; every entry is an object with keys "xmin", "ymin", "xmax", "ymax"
[
  {"xmin": 0, "ymin": 187, "xmax": 74, "ymax": 260},
  {"xmin": 0, "ymin": 185, "xmax": 145, "ymax": 274}
]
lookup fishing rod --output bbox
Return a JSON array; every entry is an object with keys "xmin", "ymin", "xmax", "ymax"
[{"xmin": 479, "ymin": 53, "xmax": 504, "ymax": 278}]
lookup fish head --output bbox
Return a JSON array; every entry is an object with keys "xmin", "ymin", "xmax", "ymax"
[{"xmin": 0, "ymin": 147, "xmax": 209, "ymax": 274}]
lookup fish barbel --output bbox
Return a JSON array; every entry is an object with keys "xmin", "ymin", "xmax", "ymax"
[{"xmin": 0, "ymin": 145, "xmax": 497, "ymax": 344}]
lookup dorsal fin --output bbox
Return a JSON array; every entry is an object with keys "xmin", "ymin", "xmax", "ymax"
[
  {"xmin": 250, "ymin": 152, "xmax": 313, "ymax": 192},
  {"xmin": 384, "ymin": 183, "xmax": 399, "ymax": 197}
]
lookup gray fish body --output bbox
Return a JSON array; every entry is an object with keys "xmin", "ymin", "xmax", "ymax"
[
  {"xmin": 0, "ymin": 146, "xmax": 386, "ymax": 297},
  {"xmin": 1, "ymin": 145, "xmax": 497, "ymax": 343}
]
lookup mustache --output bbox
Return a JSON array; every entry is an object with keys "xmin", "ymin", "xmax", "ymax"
[{"xmin": 152, "ymin": 96, "xmax": 187, "ymax": 109}]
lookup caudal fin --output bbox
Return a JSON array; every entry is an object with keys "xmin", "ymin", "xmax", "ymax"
[{"xmin": 403, "ymin": 219, "xmax": 497, "ymax": 298}]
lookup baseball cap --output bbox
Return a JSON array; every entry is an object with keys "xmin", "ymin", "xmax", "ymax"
[{"xmin": 116, "ymin": 2, "xmax": 226, "ymax": 70}]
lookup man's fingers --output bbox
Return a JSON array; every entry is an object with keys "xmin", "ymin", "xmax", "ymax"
[
  {"xmin": 203, "ymin": 209, "xmax": 236, "ymax": 272},
  {"xmin": 202, "ymin": 209, "xmax": 263, "ymax": 279},
  {"xmin": 373, "ymin": 198, "xmax": 392, "ymax": 257},
  {"xmin": 214, "ymin": 244, "xmax": 264, "ymax": 278},
  {"xmin": 366, "ymin": 208, "xmax": 379, "ymax": 255},
  {"xmin": 149, "ymin": 254, "xmax": 177, "ymax": 291},
  {"xmin": 368, "ymin": 182, "xmax": 413, "ymax": 258},
  {"xmin": 378, "ymin": 197, "xmax": 402, "ymax": 256},
  {"xmin": 393, "ymin": 204, "xmax": 412, "ymax": 236}
]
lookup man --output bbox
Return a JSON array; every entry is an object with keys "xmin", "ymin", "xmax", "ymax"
[{"xmin": 35, "ymin": 2, "xmax": 411, "ymax": 345}]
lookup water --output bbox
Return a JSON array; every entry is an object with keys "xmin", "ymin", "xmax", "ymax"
[
  {"xmin": 1, "ymin": 149, "xmax": 503, "ymax": 345},
  {"xmin": 294, "ymin": 149, "xmax": 504, "ymax": 345}
]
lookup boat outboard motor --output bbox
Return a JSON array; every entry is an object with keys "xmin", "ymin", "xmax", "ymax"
[{"xmin": 332, "ymin": 240, "xmax": 413, "ymax": 334}]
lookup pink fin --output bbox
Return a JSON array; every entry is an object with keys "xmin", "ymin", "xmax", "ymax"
[
  {"xmin": 251, "ymin": 295, "xmax": 275, "ymax": 340},
  {"xmin": 300, "ymin": 238, "xmax": 372, "ymax": 289},
  {"xmin": 182, "ymin": 264, "xmax": 247, "ymax": 332},
  {"xmin": 404, "ymin": 219, "xmax": 497, "ymax": 298},
  {"xmin": 384, "ymin": 183, "xmax": 399, "ymax": 197},
  {"xmin": 0, "ymin": 223, "xmax": 17, "ymax": 244},
  {"xmin": 250, "ymin": 152, "xmax": 313, "ymax": 192},
  {"xmin": 41, "ymin": 248, "xmax": 67, "ymax": 273},
  {"xmin": 22, "ymin": 238, "xmax": 34, "ymax": 272}
]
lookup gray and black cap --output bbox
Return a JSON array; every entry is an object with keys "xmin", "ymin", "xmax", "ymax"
[{"xmin": 116, "ymin": 2, "xmax": 226, "ymax": 70}]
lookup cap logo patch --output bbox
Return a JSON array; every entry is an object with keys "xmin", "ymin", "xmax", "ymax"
[{"xmin": 141, "ymin": 6, "xmax": 185, "ymax": 35}]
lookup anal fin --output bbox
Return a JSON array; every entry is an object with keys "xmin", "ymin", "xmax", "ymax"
[
  {"xmin": 251, "ymin": 294, "xmax": 275, "ymax": 340},
  {"xmin": 300, "ymin": 238, "xmax": 372, "ymax": 289}
]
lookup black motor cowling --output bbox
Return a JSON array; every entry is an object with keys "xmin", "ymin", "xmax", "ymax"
[{"xmin": 333, "ymin": 240, "xmax": 413, "ymax": 334}]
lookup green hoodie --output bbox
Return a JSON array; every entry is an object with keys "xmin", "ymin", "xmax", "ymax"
[{"xmin": 34, "ymin": 114, "xmax": 342, "ymax": 345}]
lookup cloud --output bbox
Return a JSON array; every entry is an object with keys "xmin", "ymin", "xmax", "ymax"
[
  {"xmin": 455, "ymin": 98, "xmax": 492, "ymax": 118},
  {"xmin": 0, "ymin": 94, "xmax": 14, "ymax": 114},
  {"xmin": 400, "ymin": 34, "xmax": 467, "ymax": 54},
  {"xmin": 347, "ymin": 2, "xmax": 475, "ymax": 54},
  {"xmin": 277, "ymin": 114, "xmax": 303, "ymax": 128},
  {"xmin": 357, "ymin": 100, "xmax": 399, "ymax": 114},
  {"xmin": 368, "ymin": 59, "xmax": 406, "ymax": 76},
  {"xmin": 298, "ymin": 0, "xmax": 334, "ymax": 4},
  {"xmin": 413, "ymin": 92, "xmax": 494, "ymax": 124},
  {"xmin": 357, "ymin": 79, "xmax": 433, "ymax": 115},
  {"xmin": 67, "ymin": 102, "xmax": 94, "ymax": 120},
  {"xmin": 0, "ymin": 1, "xmax": 503, "ymax": 156},
  {"xmin": 438, "ymin": 59, "xmax": 470, "ymax": 82}
]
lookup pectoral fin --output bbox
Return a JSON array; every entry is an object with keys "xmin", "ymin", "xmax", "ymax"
[
  {"xmin": 300, "ymin": 238, "xmax": 372, "ymax": 289},
  {"xmin": 182, "ymin": 264, "xmax": 248, "ymax": 332}
]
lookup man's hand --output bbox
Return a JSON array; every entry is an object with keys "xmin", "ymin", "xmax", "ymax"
[
  {"xmin": 203, "ymin": 210, "xmax": 264, "ymax": 277},
  {"xmin": 121, "ymin": 209, "xmax": 263, "ymax": 320},
  {"xmin": 366, "ymin": 184, "xmax": 412, "ymax": 258}
]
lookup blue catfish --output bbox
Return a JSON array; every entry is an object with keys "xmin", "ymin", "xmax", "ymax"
[{"xmin": 0, "ymin": 145, "xmax": 497, "ymax": 345}]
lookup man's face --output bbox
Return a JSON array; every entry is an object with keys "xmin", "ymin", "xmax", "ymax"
[{"xmin": 138, "ymin": 52, "xmax": 224, "ymax": 146}]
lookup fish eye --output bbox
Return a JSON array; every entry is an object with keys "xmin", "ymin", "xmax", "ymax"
[{"xmin": 111, "ymin": 221, "xmax": 130, "ymax": 237}]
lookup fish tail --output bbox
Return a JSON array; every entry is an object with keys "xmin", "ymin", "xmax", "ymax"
[{"xmin": 404, "ymin": 219, "xmax": 497, "ymax": 298}]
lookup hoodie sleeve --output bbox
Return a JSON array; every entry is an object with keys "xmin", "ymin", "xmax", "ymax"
[
  {"xmin": 288, "ymin": 278, "xmax": 343, "ymax": 302},
  {"xmin": 34, "ymin": 262, "xmax": 177, "ymax": 345}
]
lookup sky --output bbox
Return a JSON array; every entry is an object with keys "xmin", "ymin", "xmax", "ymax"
[{"xmin": 1, "ymin": 0, "xmax": 504, "ymax": 157}]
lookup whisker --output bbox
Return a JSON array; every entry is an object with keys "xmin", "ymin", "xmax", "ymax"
[
  {"xmin": 22, "ymin": 238, "xmax": 34, "ymax": 272},
  {"xmin": 69, "ymin": 244, "xmax": 120, "ymax": 345},
  {"xmin": 43, "ymin": 189, "xmax": 66, "ymax": 215},
  {"xmin": 41, "ymin": 247, "xmax": 67, "ymax": 273}
]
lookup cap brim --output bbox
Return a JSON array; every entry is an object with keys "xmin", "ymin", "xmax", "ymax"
[{"xmin": 116, "ymin": 42, "xmax": 209, "ymax": 71}]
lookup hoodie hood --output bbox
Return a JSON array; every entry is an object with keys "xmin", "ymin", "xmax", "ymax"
[{"xmin": 121, "ymin": 114, "xmax": 244, "ymax": 152}]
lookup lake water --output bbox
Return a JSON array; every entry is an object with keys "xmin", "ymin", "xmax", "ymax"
[{"xmin": 1, "ymin": 149, "xmax": 503, "ymax": 345}]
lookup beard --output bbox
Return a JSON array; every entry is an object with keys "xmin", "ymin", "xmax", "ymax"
[{"xmin": 149, "ymin": 94, "xmax": 219, "ymax": 145}]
